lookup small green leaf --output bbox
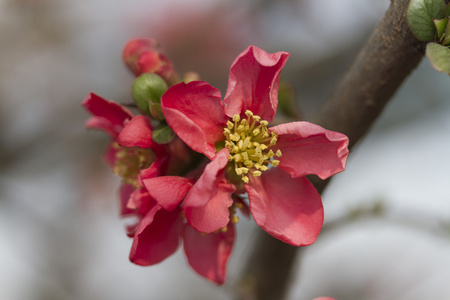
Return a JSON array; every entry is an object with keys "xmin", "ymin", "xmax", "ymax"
[
  {"xmin": 442, "ymin": 18, "xmax": 450, "ymax": 45},
  {"xmin": 131, "ymin": 73, "xmax": 168, "ymax": 114},
  {"xmin": 152, "ymin": 124, "xmax": 175, "ymax": 144},
  {"xmin": 407, "ymin": 0, "xmax": 446, "ymax": 41},
  {"xmin": 434, "ymin": 18, "xmax": 448, "ymax": 40},
  {"xmin": 445, "ymin": 3, "xmax": 450, "ymax": 17},
  {"xmin": 426, "ymin": 42, "xmax": 450, "ymax": 74}
]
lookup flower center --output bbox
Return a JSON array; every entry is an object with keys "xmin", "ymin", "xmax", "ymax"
[
  {"xmin": 112, "ymin": 142, "xmax": 156, "ymax": 187},
  {"xmin": 223, "ymin": 110, "xmax": 281, "ymax": 183}
]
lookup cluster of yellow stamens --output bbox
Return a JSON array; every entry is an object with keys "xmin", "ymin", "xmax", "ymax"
[
  {"xmin": 112, "ymin": 142, "xmax": 156, "ymax": 187},
  {"xmin": 223, "ymin": 110, "xmax": 282, "ymax": 183}
]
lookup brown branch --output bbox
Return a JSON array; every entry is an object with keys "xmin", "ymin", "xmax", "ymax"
[{"xmin": 235, "ymin": 0, "xmax": 425, "ymax": 299}]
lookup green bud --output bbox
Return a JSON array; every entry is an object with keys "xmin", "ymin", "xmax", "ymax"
[
  {"xmin": 152, "ymin": 124, "xmax": 175, "ymax": 144},
  {"xmin": 434, "ymin": 17, "xmax": 448, "ymax": 40},
  {"xmin": 131, "ymin": 73, "xmax": 168, "ymax": 115}
]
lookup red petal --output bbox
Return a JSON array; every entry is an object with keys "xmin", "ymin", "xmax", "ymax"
[
  {"xmin": 127, "ymin": 187, "xmax": 157, "ymax": 216},
  {"xmin": 223, "ymin": 46, "xmax": 289, "ymax": 122},
  {"xmin": 119, "ymin": 183, "xmax": 135, "ymax": 217},
  {"xmin": 82, "ymin": 93, "xmax": 133, "ymax": 134},
  {"xmin": 85, "ymin": 117, "xmax": 120, "ymax": 137},
  {"xmin": 183, "ymin": 223, "xmax": 235, "ymax": 285},
  {"xmin": 245, "ymin": 168, "xmax": 323, "ymax": 246},
  {"xmin": 161, "ymin": 81, "xmax": 228, "ymax": 159},
  {"xmin": 183, "ymin": 149, "xmax": 235, "ymax": 233},
  {"xmin": 129, "ymin": 207, "xmax": 183, "ymax": 266},
  {"xmin": 117, "ymin": 115, "xmax": 153, "ymax": 148},
  {"xmin": 143, "ymin": 176, "xmax": 193, "ymax": 211},
  {"xmin": 271, "ymin": 122, "xmax": 349, "ymax": 180}
]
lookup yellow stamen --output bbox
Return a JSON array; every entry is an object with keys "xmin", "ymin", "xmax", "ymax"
[
  {"xmin": 253, "ymin": 171, "xmax": 262, "ymax": 176},
  {"xmin": 223, "ymin": 113, "xmax": 280, "ymax": 183}
]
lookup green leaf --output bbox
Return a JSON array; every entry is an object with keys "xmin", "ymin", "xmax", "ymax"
[
  {"xmin": 426, "ymin": 42, "xmax": 450, "ymax": 74},
  {"xmin": 131, "ymin": 73, "xmax": 168, "ymax": 114},
  {"xmin": 442, "ymin": 17, "xmax": 450, "ymax": 45},
  {"xmin": 152, "ymin": 124, "xmax": 176, "ymax": 144},
  {"xmin": 445, "ymin": 3, "xmax": 450, "ymax": 17},
  {"xmin": 407, "ymin": 0, "xmax": 446, "ymax": 41},
  {"xmin": 434, "ymin": 18, "xmax": 448, "ymax": 40}
]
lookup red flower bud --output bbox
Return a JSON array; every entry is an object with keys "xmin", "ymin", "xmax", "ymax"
[{"xmin": 122, "ymin": 38, "xmax": 179, "ymax": 85}]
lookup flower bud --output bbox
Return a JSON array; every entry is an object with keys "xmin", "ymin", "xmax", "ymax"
[
  {"xmin": 122, "ymin": 38, "xmax": 179, "ymax": 85},
  {"xmin": 131, "ymin": 73, "xmax": 168, "ymax": 120}
]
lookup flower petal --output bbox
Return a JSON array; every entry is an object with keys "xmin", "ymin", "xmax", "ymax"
[
  {"xmin": 119, "ymin": 183, "xmax": 135, "ymax": 217},
  {"xmin": 271, "ymin": 121, "xmax": 349, "ymax": 180},
  {"xmin": 183, "ymin": 223, "xmax": 235, "ymax": 285},
  {"xmin": 143, "ymin": 176, "xmax": 193, "ymax": 211},
  {"xmin": 117, "ymin": 115, "xmax": 153, "ymax": 148},
  {"xmin": 129, "ymin": 207, "xmax": 183, "ymax": 266},
  {"xmin": 223, "ymin": 46, "xmax": 289, "ymax": 122},
  {"xmin": 161, "ymin": 81, "xmax": 228, "ymax": 159},
  {"xmin": 82, "ymin": 92, "xmax": 133, "ymax": 136},
  {"xmin": 245, "ymin": 168, "xmax": 323, "ymax": 246},
  {"xmin": 183, "ymin": 149, "xmax": 235, "ymax": 233}
]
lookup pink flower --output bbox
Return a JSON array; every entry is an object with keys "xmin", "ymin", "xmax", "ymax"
[
  {"xmin": 83, "ymin": 92, "xmax": 234, "ymax": 284},
  {"xmin": 313, "ymin": 298, "xmax": 336, "ymax": 300},
  {"xmin": 160, "ymin": 46, "xmax": 349, "ymax": 246}
]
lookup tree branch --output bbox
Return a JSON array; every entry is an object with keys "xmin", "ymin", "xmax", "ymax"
[{"xmin": 236, "ymin": 0, "xmax": 426, "ymax": 299}]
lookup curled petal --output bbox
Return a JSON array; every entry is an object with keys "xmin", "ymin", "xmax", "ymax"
[
  {"xmin": 129, "ymin": 207, "xmax": 183, "ymax": 266},
  {"xmin": 183, "ymin": 223, "xmax": 235, "ymax": 285},
  {"xmin": 161, "ymin": 81, "xmax": 228, "ymax": 159},
  {"xmin": 183, "ymin": 149, "xmax": 235, "ymax": 233},
  {"xmin": 82, "ymin": 93, "xmax": 133, "ymax": 136},
  {"xmin": 223, "ymin": 46, "xmax": 289, "ymax": 122},
  {"xmin": 127, "ymin": 187, "xmax": 157, "ymax": 216},
  {"xmin": 143, "ymin": 176, "xmax": 193, "ymax": 211},
  {"xmin": 271, "ymin": 122, "xmax": 349, "ymax": 180},
  {"xmin": 245, "ymin": 168, "xmax": 323, "ymax": 246},
  {"xmin": 117, "ymin": 115, "xmax": 153, "ymax": 148}
]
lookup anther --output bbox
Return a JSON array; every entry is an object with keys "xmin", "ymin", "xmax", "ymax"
[
  {"xmin": 271, "ymin": 160, "xmax": 280, "ymax": 166},
  {"xmin": 276, "ymin": 149, "xmax": 282, "ymax": 157}
]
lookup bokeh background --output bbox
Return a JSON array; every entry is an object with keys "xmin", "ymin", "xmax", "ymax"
[{"xmin": 1, "ymin": 0, "xmax": 449, "ymax": 299}]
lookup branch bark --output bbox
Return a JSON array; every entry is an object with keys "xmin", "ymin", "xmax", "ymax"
[{"xmin": 236, "ymin": 0, "xmax": 426, "ymax": 299}]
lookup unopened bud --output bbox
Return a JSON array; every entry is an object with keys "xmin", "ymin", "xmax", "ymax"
[
  {"xmin": 131, "ymin": 73, "xmax": 167, "ymax": 119},
  {"xmin": 122, "ymin": 38, "xmax": 179, "ymax": 85}
]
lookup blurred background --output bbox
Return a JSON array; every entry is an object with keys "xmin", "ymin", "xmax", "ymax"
[{"xmin": 1, "ymin": 0, "xmax": 449, "ymax": 299}]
